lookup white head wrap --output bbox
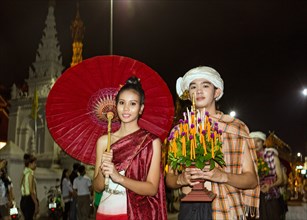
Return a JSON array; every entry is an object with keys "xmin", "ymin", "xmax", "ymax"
[
  {"xmin": 250, "ymin": 131, "xmax": 266, "ymax": 141},
  {"xmin": 176, "ymin": 66, "xmax": 224, "ymax": 100}
]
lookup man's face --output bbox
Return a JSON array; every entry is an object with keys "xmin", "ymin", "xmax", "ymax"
[
  {"xmin": 253, "ymin": 138, "xmax": 264, "ymax": 151},
  {"xmin": 188, "ymin": 78, "xmax": 220, "ymax": 109}
]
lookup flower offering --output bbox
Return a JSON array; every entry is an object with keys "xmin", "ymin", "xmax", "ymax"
[
  {"xmin": 257, "ymin": 157, "xmax": 269, "ymax": 178},
  {"xmin": 168, "ymin": 104, "xmax": 226, "ymax": 170}
]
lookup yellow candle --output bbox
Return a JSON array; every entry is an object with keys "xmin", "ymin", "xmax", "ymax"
[
  {"xmin": 207, "ymin": 122, "xmax": 211, "ymax": 140},
  {"xmin": 174, "ymin": 141, "xmax": 178, "ymax": 158},
  {"xmin": 193, "ymin": 140, "xmax": 196, "ymax": 159},
  {"xmin": 203, "ymin": 134, "xmax": 207, "ymax": 155},
  {"xmin": 181, "ymin": 136, "xmax": 186, "ymax": 156},
  {"xmin": 190, "ymin": 140, "xmax": 195, "ymax": 160},
  {"xmin": 211, "ymin": 141, "xmax": 214, "ymax": 157}
]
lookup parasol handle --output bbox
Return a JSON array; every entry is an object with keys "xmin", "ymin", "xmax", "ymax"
[
  {"xmin": 105, "ymin": 111, "xmax": 114, "ymax": 188},
  {"xmin": 106, "ymin": 111, "xmax": 114, "ymax": 152}
]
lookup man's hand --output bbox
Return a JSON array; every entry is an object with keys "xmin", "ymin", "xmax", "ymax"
[{"xmin": 190, "ymin": 164, "xmax": 228, "ymax": 183}]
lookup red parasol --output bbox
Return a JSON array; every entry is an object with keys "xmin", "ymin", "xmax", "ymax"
[{"xmin": 46, "ymin": 55, "xmax": 174, "ymax": 165}]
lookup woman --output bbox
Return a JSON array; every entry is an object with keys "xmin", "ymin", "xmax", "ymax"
[
  {"xmin": 20, "ymin": 153, "xmax": 38, "ymax": 220},
  {"xmin": 93, "ymin": 76, "xmax": 167, "ymax": 220},
  {"xmin": 0, "ymin": 159, "xmax": 14, "ymax": 220},
  {"xmin": 60, "ymin": 168, "xmax": 74, "ymax": 220}
]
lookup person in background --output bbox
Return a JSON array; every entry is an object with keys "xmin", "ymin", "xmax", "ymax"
[
  {"xmin": 69, "ymin": 163, "xmax": 80, "ymax": 184},
  {"xmin": 73, "ymin": 165, "xmax": 92, "ymax": 220},
  {"xmin": 279, "ymin": 164, "xmax": 289, "ymax": 220},
  {"xmin": 166, "ymin": 66, "xmax": 260, "ymax": 220},
  {"xmin": 0, "ymin": 159, "xmax": 14, "ymax": 220},
  {"xmin": 61, "ymin": 168, "xmax": 74, "ymax": 220},
  {"xmin": 69, "ymin": 162, "xmax": 80, "ymax": 220},
  {"xmin": 93, "ymin": 76, "xmax": 167, "ymax": 220},
  {"xmin": 20, "ymin": 153, "xmax": 38, "ymax": 220},
  {"xmin": 250, "ymin": 131, "xmax": 283, "ymax": 220}
]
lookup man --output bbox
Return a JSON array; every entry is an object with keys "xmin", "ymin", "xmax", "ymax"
[
  {"xmin": 166, "ymin": 66, "xmax": 260, "ymax": 219},
  {"xmin": 73, "ymin": 165, "xmax": 92, "ymax": 220}
]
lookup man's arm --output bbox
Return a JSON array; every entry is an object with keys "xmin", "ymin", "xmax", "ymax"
[
  {"xmin": 223, "ymin": 144, "xmax": 258, "ymax": 189},
  {"xmin": 268, "ymin": 155, "xmax": 283, "ymax": 188}
]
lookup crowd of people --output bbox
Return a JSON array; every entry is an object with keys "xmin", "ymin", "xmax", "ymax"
[
  {"xmin": 1, "ymin": 66, "xmax": 304, "ymax": 220},
  {"xmin": 59, "ymin": 163, "xmax": 93, "ymax": 220}
]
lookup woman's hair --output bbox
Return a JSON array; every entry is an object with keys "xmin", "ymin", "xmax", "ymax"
[
  {"xmin": 0, "ymin": 159, "xmax": 8, "ymax": 173},
  {"xmin": 23, "ymin": 153, "xmax": 37, "ymax": 167},
  {"xmin": 116, "ymin": 76, "xmax": 145, "ymax": 105},
  {"xmin": 0, "ymin": 159, "xmax": 11, "ymax": 191},
  {"xmin": 60, "ymin": 168, "xmax": 69, "ymax": 191}
]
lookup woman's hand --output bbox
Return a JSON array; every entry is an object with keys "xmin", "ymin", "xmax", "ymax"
[
  {"xmin": 101, "ymin": 161, "xmax": 124, "ymax": 183},
  {"xmin": 99, "ymin": 150, "xmax": 113, "ymax": 175}
]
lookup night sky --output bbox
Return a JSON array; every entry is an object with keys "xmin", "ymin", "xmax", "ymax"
[{"xmin": 1, "ymin": 0, "xmax": 307, "ymax": 157}]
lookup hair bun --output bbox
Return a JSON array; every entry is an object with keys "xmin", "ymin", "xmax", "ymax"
[
  {"xmin": 116, "ymin": 75, "xmax": 145, "ymax": 105},
  {"xmin": 126, "ymin": 76, "xmax": 140, "ymax": 85}
]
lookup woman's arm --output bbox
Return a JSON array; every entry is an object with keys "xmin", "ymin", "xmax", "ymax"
[
  {"xmin": 8, "ymin": 184, "xmax": 14, "ymax": 207},
  {"xmin": 93, "ymin": 136, "xmax": 108, "ymax": 192},
  {"xmin": 104, "ymin": 138, "xmax": 162, "ymax": 196}
]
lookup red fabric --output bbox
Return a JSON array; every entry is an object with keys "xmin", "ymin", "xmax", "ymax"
[
  {"xmin": 112, "ymin": 129, "xmax": 167, "ymax": 220},
  {"xmin": 96, "ymin": 213, "xmax": 128, "ymax": 220},
  {"xmin": 46, "ymin": 55, "xmax": 174, "ymax": 165}
]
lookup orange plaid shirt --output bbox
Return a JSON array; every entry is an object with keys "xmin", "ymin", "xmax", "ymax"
[{"xmin": 211, "ymin": 112, "xmax": 260, "ymax": 220}]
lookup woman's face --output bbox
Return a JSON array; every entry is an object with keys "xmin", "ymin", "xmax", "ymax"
[
  {"xmin": 117, "ymin": 89, "xmax": 144, "ymax": 123},
  {"xmin": 188, "ymin": 78, "xmax": 220, "ymax": 109}
]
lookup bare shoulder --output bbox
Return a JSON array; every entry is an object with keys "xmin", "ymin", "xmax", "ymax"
[
  {"xmin": 153, "ymin": 138, "xmax": 161, "ymax": 145},
  {"xmin": 96, "ymin": 135, "xmax": 108, "ymax": 151},
  {"xmin": 152, "ymin": 138, "xmax": 162, "ymax": 152}
]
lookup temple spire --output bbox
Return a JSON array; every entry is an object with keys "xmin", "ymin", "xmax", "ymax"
[
  {"xmin": 26, "ymin": 1, "xmax": 64, "ymax": 98},
  {"xmin": 70, "ymin": 1, "xmax": 85, "ymax": 67}
]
